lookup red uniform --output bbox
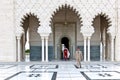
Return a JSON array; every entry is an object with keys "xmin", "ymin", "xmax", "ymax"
[{"xmin": 64, "ymin": 48, "xmax": 68, "ymax": 60}]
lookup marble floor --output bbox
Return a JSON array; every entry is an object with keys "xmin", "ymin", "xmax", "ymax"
[{"xmin": 0, "ymin": 61, "xmax": 120, "ymax": 80}]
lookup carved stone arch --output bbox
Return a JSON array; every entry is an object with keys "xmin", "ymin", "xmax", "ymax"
[
  {"xmin": 18, "ymin": 12, "xmax": 41, "ymax": 61},
  {"xmin": 92, "ymin": 12, "xmax": 115, "ymax": 37},
  {"xmin": 91, "ymin": 12, "xmax": 113, "ymax": 61},
  {"xmin": 92, "ymin": 12, "xmax": 112, "ymax": 28},
  {"xmin": 49, "ymin": 4, "xmax": 82, "ymax": 26},
  {"xmin": 92, "ymin": 12, "xmax": 112, "ymax": 39},
  {"xmin": 49, "ymin": 4, "xmax": 82, "ymax": 60},
  {"xmin": 20, "ymin": 12, "xmax": 41, "ymax": 35},
  {"xmin": 20, "ymin": 12, "xmax": 40, "ymax": 27}
]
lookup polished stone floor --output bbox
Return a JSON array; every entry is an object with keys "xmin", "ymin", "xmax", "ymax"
[{"xmin": 0, "ymin": 61, "xmax": 120, "ymax": 80}]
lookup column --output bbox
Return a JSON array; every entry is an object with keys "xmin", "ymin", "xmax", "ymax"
[
  {"xmin": 115, "ymin": 35, "xmax": 120, "ymax": 61},
  {"xmin": 88, "ymin": 37, "xmax": 91, "ymax": 61},
  {"xmin": 100, "ymin": 42, "xmax": 103, "ymax": 61},
  {"xmin": 41, "ymin": 37, "xmax": 45, "ymax": 62},
  {"xmin": 37, "ymin": 25, "xmax": 51, "ymax": 62},
  {"xmin": 84, "ymin": 36, "xmax": 87, "ymax": 61},
  {"xmin": 71, "ymin": 45, "xmax": 73, "ymax": 59},
  {"xmin": 103, "ymin": 42, "xmax": 106, "ymax": 61},
  {"xmin": 45, "ymin": 36, "xmax": 48, "ymax": 62},
  {"xmin": 111, "ymin": 37, "xmax": 115, "ymax": 61},
  {"xmin": 56, "ymin": 45, "xmax": 59, "ymax": 59},
  {"xmin": 16, "ymin": 27, "xmax": 24, "ymax": 62},
  {"xmin": 17, "ymin": 36, "xmax": 21, "ymax": 62}
]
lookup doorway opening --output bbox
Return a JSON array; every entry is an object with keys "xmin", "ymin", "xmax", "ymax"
[
  {"xmin": 61, "ymin": 37, "xmax": 69, "ymax": 49},
  {"xmin": 61, "ymin": 37, "xmax": 69, "ymax": 59}
]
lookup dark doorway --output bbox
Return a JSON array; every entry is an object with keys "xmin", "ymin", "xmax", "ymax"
[
  {"xmin": 61, "ymin": 37, "xmax": 69, "ymax": 59},
  {"xmin": 61, "ymin": 37, "xmax": 69, "ymax": 49}
]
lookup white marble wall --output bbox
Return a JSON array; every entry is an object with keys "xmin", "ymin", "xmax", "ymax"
[
  {"xmin": 0, "ymin": 0, "xmax": 120, "ymax": 62},
  {"xmin": 115, "ymin": 0, "xmax": 120, "ymax": 61},
  {"xmin": 0, "ymin": 0, "xmax": 16, "ymax": 62}
]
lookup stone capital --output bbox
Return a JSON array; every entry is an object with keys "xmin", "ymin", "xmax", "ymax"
[
  {"xmin": 16, "ymin": 36, "xmax": 21, "ymax": 40},
  {"xmin": 41, "ymin": 36, "xmax": 45, "ymax": 40},
  {"xmin": 107, "ymin": 26, "xmax": 116, "ymax": 39},
  {"xmin": 88, "ymin": 36, "xmax": 91, "ymax": 40},
  {"xmin": 15, "ymin": 27, "xmax": 24, "ymax": 39},
  {"xmin": 45, "ymin": 36, "xmax": 49, "ymax": 40},
  {"xmin": 37, "ymin": 26, "xmax": 51, "ymax": 37},
  {"xmin": 83, "ymin": 36, "xmax": 87, "ymax": 40},
  {"xmin": 80, "ymin": 25, "xmax": 95, "ymax": 37}
]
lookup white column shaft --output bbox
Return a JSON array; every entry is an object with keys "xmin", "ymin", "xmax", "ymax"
[
  {"xmin": 84, "ymin": 38, "xmax": 87, "ymax": 61},
  {"xmin": 100, "ymin": 42, "xmax": 103, "ymax": 61},
  {"xmin": 42, "ymin": 37, "xmax": 45, "ymax": 62},
  {"xmin": 45, "ymin": 37, "xmax": 48, "ymax": 62},
  {"xmin": 17, "ymin": 38, "xmax": 21, "ymax": 62},
  {"xmin": 88, "ymin": 37, "xmax": 91, "ymax": 61},
  {"xmin": 111, "ymin": 38, "xmax": 114, "ymax": 61}
]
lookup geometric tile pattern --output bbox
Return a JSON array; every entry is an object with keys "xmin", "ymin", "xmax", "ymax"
[
  {"xmin": 5, "ymin": 71, "xmax": 57, "ymax": 80},
  {"xmin": 83, "ymin": 71, "xmax": 120, "ymax": 80},
  {"xmin": 30, "ymin": 64, "xmax": 58, "ymax": 69},
  {"xmin": 1, "ymin": 62, "xmax": 120, "ymax": 80}
]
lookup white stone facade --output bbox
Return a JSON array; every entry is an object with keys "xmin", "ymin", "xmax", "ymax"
[
  {"xmin": 0, "ymin": 0, "xmax": 120, "ymax": 62},
  {"xmin": 0, "ymin": 0, "xmax": 16, "ymax": 62}
]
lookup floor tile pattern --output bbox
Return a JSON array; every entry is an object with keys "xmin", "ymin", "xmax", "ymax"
[{"xmin": 0, "ymin": 62, "xmax": 120, "ymax": 80}]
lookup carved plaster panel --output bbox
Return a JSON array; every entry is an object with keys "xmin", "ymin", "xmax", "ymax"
[{"xmin": 15, "ymin": 0, "xmax": 116, "ymax": 36}]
